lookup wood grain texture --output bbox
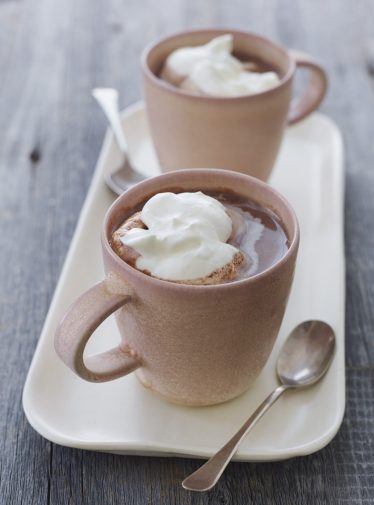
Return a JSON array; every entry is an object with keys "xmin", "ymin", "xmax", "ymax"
[{"xmin": 0, "ymin": 0, "xmax": 374, "ymax": 503}]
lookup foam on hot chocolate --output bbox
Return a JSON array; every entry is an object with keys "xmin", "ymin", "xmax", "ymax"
[
  {"xmin": 116, "ymin": 192, "xmax": 243, "ymax": 282},
  {"xmin": 160, "ymin": 34, "xmax": 280, "ymax": 98}
]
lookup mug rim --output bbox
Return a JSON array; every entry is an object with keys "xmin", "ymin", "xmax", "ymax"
[
  {"xmin": 141, "ymin": 28, "xmax": 295, "ymax": 102},
  {"xmin": 102, "ymin": 169, "xmax": 299, "ymax": 291}
]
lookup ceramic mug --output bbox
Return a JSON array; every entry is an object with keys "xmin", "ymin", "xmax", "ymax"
[
  {"xmin": 142, "ymin": 29, "xmax": 327, "ymax": 180},
  {"xmin": 55, "ymin": 169, "xmax": 299, "ymax": 406}
]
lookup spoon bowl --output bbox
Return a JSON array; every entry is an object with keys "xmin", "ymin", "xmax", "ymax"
[{"xmin": 277, "ymin": 320, "xmax": 336, "ymax": 387}]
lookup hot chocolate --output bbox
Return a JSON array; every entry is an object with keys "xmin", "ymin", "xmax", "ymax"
[
  {"xmin": 111, "ymin": 190, "xmax": 288, "ymax": 285},
  {"xmin": 160, "ymin": 34, "xmax": 280, "ymax": 98},
  {"xmin": 55, "ymin": 168, "xmax": 299, "ymax": 405}
]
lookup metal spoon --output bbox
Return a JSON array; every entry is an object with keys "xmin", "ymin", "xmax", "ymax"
[
  {"xmin": 92, "ymin": 88, "xmax": 146, "ymax": 195},
  {"xmin": 182, "ymin": 320, "xmax": 336, "ymax": 492}
]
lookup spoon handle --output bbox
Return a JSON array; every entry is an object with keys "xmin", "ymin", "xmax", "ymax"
[
  {"xmin": 182, "ymin": 384, "xmax": 288, "ymax": 492},
  {"xmin": 92, "ymin": 88, "xmax": 129, "ymax": 154}
]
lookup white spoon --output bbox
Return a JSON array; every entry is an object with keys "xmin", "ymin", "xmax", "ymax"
[{"xmin": 92, "ymin": 88, "xmax": 146, "ymax": 194}]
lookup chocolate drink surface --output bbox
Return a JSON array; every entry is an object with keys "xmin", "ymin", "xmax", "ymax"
[
  {"xmin": 209, "ymin": 190, "xmax": 289, "ymax": 281},
  {"xmin": 110, "ymin": 190, "xmax": 289, "ymax": 285}
]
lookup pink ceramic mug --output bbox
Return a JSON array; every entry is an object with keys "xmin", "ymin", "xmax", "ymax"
[
  {"xmin": 55, "ymin": 169, "xmax": 299, "ymax": 406},
  {"xmin": 142, "ymin": 29, "xmax": 327, "ymax": 180}
]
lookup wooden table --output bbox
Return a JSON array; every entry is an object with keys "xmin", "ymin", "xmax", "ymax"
[{"xmin": 1, "ymin": 0, "xmax": 374, "ymax": 503}]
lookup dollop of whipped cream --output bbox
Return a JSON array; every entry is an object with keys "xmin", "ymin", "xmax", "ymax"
[
  {"xmin": 161, "ymin": 34, "xmax": 280, "ymax": 97},
  {"xmin": 119, "ymin": 192, "xmax": 239, "ymax": 281}
]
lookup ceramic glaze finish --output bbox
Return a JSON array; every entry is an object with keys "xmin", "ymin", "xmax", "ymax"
[
  {"xmin": 142, "ymin": 29, "xmax": 327, "ymax": 180},
  {"xmin": 55, "ymin": 169, "xmax": 299, "ymax": 406}
]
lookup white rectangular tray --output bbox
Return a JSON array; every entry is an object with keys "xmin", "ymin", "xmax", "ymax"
[{"xmin": 23, "ymin": 102, "xmax": 345, "ymax": 461}]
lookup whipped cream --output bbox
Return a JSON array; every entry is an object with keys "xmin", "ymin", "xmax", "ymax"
[
  {"xmin": 119, "ymin": 192, "xmax": 239, "ymax": 281},
  {"xmin": 161, "ymin": 34, "xmax": 280, "ymax": 97}
]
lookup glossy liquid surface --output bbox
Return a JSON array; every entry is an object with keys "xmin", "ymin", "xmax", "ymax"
[{"xmin": 209, "ymin": 191, "xmax": 289, "ymax": 280}]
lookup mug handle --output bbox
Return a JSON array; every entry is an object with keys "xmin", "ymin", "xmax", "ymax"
[
  {"xmin": 287, "ymin": 50, "xmax": 328, "ymax": 125},
  {"xmin": 54, "ymin": 276, "xmax": 141, "ymax": 382}
]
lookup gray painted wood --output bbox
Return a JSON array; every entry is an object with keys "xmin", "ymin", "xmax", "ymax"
[{"xmin": 0, "ymin": 0, "xmax": 374, "ymax": 503}]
